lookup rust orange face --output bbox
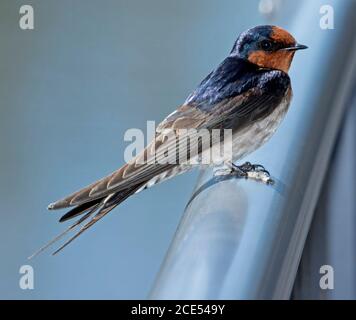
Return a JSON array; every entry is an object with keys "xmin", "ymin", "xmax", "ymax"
[
  {"xmin": 248, "ymin": 26, "xmax": 297, "ymax": 73},
  {"xmin": 248, "ymin": 50, "xmax": 296, "ymax": 73}
]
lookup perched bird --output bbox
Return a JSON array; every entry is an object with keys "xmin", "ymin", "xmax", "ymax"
[{"xmin": 31, "ymin": 25, "xmax": 307, "ymax": 257}]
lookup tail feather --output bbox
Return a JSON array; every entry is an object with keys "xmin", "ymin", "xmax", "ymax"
[
  {"xmin": 59, "ymin": 199, "xmax": 100, "ymax": 223},
  {"xmin": 30, "ymin": 183, "xmax": 145, "ymax": 259},
  {"xmin": 28, "ymin": 204, "xmax": 100, "ymax": 259},
  {"xmin": 52, "ymin": 202, "xmax": 114, "ymax": 255}
]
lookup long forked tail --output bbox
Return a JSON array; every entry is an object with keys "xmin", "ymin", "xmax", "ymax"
[{"xmin": 29, "ymin": 183, "xmax": 145, "ymax": 259}]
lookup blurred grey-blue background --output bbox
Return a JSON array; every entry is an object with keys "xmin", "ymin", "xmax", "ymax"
[{"xmin": 1, "ymin": 0, "xmax": 354, "ymax": 299}]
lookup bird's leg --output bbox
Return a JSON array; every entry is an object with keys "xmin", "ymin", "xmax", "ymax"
[{"xmin": 214, "ymin": 161, "xmax": 274, "ymax": 185}]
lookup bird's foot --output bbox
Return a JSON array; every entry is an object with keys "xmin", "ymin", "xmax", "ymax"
[{"xmin": 230, "ymin": 162, "xmax": 274, "ymax": 185}]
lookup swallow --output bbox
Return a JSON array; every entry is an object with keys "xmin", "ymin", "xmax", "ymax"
[{"xmin": 30, "ymin": 25, "xmax": 307, "ymax": 258}]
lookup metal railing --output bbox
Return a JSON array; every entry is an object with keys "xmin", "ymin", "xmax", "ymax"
[{"xmin": 149, "ymin": 0, "xmax": 356, "ymax": 299}]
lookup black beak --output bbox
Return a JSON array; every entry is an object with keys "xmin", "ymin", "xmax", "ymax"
[{"xmin": 282, "ymin": 43, "xmax": 308, "ymax": 51}]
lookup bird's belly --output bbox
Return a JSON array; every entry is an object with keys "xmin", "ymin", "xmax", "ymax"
[{"xmin": 231, "ymin": 97, "xmax": 290, "ymax": 162}]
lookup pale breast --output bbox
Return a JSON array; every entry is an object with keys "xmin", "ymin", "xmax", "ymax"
[{"xmin": 231, "ymin": 91, "xmax": 291, "ymax": 161}]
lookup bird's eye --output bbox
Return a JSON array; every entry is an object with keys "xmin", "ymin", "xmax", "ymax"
[{"xmin": 259, "ymin": 40, "xmax": 273, "ymax": 51}]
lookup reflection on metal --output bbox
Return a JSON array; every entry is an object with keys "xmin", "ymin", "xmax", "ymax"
[
  {"xmin": 292, "ymin": 96, "xmax": 356, "ymax": 299},
  {"xmin": 150, "ymin": 0, "xmax": 356, "ymax": 299}
]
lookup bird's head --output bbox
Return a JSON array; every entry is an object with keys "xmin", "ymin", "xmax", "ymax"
[{"xmin": 231, "ymin": 25, "xmax": 307, "ymax": 73}]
